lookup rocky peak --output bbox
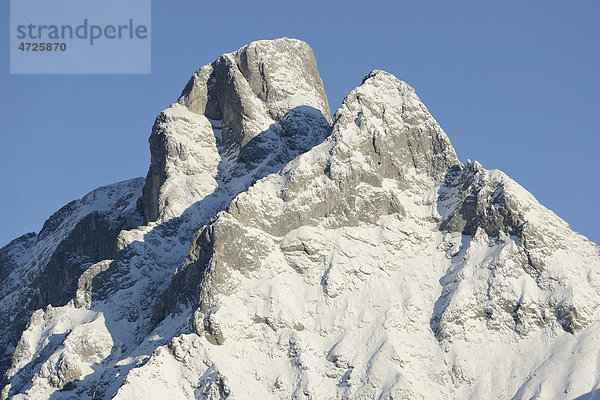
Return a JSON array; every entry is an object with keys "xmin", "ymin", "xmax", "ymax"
[
  {"xmin": 2, "ymin": 39, "xmax": 599, "ymax": 400},
  {"xmin": 179, "ymin": 38, "xmax": 330, "ymax": 128},
  {"xmin": 150, "ymin": 69, "xmax": 466, "ymax": 323},
  {"xmin": 140, "ymin": 38, "xmax": 331, "ymax": 223},
  {"xmin": 331, "ymin": 69, "xmax": 459, "ymax": 184}
]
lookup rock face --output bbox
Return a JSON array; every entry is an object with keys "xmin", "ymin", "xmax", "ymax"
[
  {"xmin": 0, "ymin": 178, "xmax": 143, "ymax": 394},
  {"xmin": 1, "ymin": 38, "xmax": 599, "ymax": 400},
  {"xmin": 140, "ymin": 38, "xmax": 330, "ymax": 224},
  {"xmin": 31, "ymin": 210, "xmax": 124, "ymax": 309}
]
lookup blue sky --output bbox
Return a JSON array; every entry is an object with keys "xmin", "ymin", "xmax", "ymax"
[{"xmin": 1, "ymin": 1, "xmax": 599, "ymax": 246}]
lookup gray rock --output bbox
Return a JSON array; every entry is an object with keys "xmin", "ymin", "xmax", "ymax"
[
  {"xmin": 152, "ymin": 68, "xmax": 464, "ymax": 324},
  {"xmin": 0, "ymin": 178, "xmax": 142, "ymax": 389},
  {"xmin": 2, "ymin": 39, "xmax": 599, "ymax": 400},
  {"xmin": 31, "ymin": 211, "xmax": 121, "ymax": 309},
  {"xmin": 140, "ymin": 38, "xmax": 331, "ymax": 224},
  {"xmin": 439, "ymin": 162, "xmax": 525, "ymax": 237}
]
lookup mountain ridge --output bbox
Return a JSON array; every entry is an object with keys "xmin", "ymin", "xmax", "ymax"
[{"xmin": 1, "ymin": 38, "xmax": 598, "ymax": 399}]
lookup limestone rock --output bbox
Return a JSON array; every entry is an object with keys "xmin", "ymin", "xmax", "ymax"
[
  {"xmin": 1, "ymin": 39, "xmax": 599, "ymax": 400},
  {"xmin": 140, "ymin": 38, "xmax": 331, "ymax": 224}
]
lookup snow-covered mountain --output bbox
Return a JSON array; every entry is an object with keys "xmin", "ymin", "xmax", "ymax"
[{"xmin": 1, "ymin": 38, "xmax": 598, "ymax": 400}]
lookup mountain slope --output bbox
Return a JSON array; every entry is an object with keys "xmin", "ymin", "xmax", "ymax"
[{"xmin": 1, "ymin": 38, "xmax": 599, "ymax": 400}]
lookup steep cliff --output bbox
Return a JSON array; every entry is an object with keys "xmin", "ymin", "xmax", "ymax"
[{"xmin": 1, "ymin": 39, "xmax": 598, "ymax": 400}]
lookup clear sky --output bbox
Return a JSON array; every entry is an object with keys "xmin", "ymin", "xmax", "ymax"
[{"xmin": 1, "ymin": 1, "xmax": 598, "ymax": 246}]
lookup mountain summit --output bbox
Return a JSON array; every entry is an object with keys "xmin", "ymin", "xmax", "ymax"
[{"xmin": 1, "ymin": 38, "xmax": 599, "ymax": 400}]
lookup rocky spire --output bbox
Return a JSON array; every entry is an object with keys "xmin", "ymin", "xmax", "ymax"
[
  {"xmin": 330, "ymin": 70, "xmax": 459, "ymax": 184},
  {"xmin": 179, "ymin": 38, "xmax": 331, "ymax": 131},
  {"xmin": 140, "ymin": 38, "xmax": 331, "ymax": 223}
]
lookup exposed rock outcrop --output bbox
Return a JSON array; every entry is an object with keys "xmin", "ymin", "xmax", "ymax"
[
  {"xmin": 0, "ymin": 178, "xmax": 143, "ymax": 391},
  {"xmin": 1, "ymin": 39, "xmax": 599, "ymax": 400},
  {"xmin": 140, "ymin": 38, "xmax": 331, "ymax": 224}
]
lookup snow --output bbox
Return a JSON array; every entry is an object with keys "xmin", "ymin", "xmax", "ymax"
[{"xmin": 2, "ymin": 40, "xmax": 599, "ymax": 400}]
